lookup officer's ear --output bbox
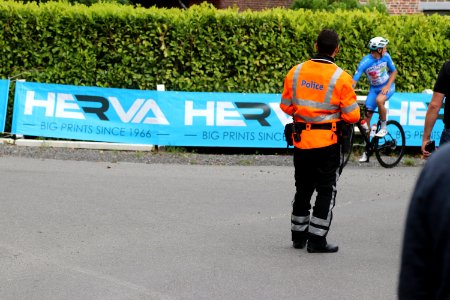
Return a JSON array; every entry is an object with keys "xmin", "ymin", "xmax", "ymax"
[{"xmin": 332, "ymin": 46, "xmax": 339, "ymax": 57}]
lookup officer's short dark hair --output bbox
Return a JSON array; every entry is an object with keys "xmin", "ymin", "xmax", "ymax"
[{"xmin": 316, "ymin": 29, "xmax": 340, "ymax": 56}]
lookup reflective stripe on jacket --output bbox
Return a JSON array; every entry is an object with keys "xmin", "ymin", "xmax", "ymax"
[{"xmin": 280, "ymin": 59, "xmax": 360, "ymax": 149}]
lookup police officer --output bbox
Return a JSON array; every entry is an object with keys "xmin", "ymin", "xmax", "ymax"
[{"xmin": 280, "ymin": 29, "xmax": 360, "ymax": 253}]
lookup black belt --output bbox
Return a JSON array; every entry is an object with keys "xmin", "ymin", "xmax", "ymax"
[{"xmin": 295, "ymin": 122, "xmax": 336, "ymax": 130}]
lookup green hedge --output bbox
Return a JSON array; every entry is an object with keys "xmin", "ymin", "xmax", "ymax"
[{"xmin": 0, "ymin": 2, "xmax": 448, "ymax": 94}]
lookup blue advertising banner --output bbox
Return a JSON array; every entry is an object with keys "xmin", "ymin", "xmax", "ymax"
[
  {"xmin": 11, "ymin": 82, "xmax": 290, "ymax": 147},
  {"xmin": 387, "ymin": 92, "xmax": 442, "ymax": 146},
  {"xmin": 11, "ymin": 82, "xmax": 438, "ymax": 147},
  {"xmin": 0, "ymin": 79, "xmax": 10, "ymax": 133}
]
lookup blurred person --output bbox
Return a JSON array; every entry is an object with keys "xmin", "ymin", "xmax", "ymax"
[
  {"xmin": 398, "ymin": 142, "xmax": 450, "ymax": 299},
  {"xmin": 422, "ymin": 60, "xmax": 450, "ymax": 158}
]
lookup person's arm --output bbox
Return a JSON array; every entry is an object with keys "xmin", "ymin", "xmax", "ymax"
[
  {"xmin": 341, "ymin": 75, "xmax": 360, "ymax": 124},
  {"xmin": 280, "ymin": 67, "xmax": 295, "ymax": 116},
  {"xmin": 422, "ymin": 92, "xmax": 445, "ymax": 157},
  {"xmin": 352, "ymin": 60, "xmax": 365, "ymax": 89},
  {"xmin": 381, "ymin": 54, "xmax": 397, "ymax": 95},
  {"xmin": 381, "ymin": 69, "xmax": 397, "ymax": 95}
]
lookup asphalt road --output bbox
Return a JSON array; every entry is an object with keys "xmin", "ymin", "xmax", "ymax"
[{"xmin": 0, "ymin": 157, "xmax": 422, "ymax": 300}]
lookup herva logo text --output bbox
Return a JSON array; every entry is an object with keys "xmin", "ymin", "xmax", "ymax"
[
  {"xmin": 24, "ymin": 91, "xmax": 169, "ymax": 124},
  {"xmin": 24, "ymin": 91, "xmax": 291, "ymax": 127}
]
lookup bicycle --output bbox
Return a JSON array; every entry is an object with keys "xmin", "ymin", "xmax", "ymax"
[{"xmin": 343, "ymin": 116, "xmax": 406, "ymax": 168}]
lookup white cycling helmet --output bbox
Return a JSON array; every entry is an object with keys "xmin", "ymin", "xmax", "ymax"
[{"xmin": 367, "ymin": 36, "xmax": 389, "ymax": 50}]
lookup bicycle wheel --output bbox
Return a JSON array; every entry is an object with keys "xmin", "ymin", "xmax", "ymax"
[
  {"xmin": 373, "ymin": 120, "xmax": 406, "ymax": 168},
  {"xmin": 342, "ymin": 124, "xmax": 354, "ymax": 167}
]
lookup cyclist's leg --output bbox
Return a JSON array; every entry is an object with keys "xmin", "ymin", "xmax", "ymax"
[
  {"xmin": 376, "ymin": 93, "xmax": 388, "ymax": 122},
  {"xmin": 377, "ymin": 84, "xmax": 395, "ymax": 121},
  {"xmin": 364, "ymin": 89, "xmax": 378, "ymax": 126},
  {"xmin": 376, "ymin": 84, "xmax": 395, "ymax": 136},
  {"xmin": 359, "ymin": 90, "xmax": 377, "ymax": 162}
]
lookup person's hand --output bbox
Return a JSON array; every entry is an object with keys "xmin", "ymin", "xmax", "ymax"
[
  {"xmin": 381, "ymin": 86, "xmax": 390, "ymax": 95},
  {"xmin": 421, "ymin": 140, "xmax": 432, "ymax": 159}
]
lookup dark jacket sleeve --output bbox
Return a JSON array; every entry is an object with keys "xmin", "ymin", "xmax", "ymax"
[{"xmin": 433, "ymin": 60, "xmax": 450, "ymax": 96}]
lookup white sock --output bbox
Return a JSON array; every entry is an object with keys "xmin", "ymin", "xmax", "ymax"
[{"xmin": 380, "ymin": 120, "xmax": 387, "ymax": 130}]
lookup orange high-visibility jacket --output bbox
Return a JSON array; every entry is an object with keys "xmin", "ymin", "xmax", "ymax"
[{"xmin": 280, "ymin": 59, "xmax": 360, "ymax": 149}]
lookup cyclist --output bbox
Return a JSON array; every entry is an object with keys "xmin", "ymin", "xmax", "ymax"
[{"xmin": 352, "ymin": 36, "xmax": 398, "ymax": 162}]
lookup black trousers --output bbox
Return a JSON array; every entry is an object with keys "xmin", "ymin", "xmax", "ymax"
[{"xmin": 291, "ymin": 143, "xmax": 343, "ymax": 242}]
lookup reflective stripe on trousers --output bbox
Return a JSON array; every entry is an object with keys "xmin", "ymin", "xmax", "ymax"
[
  {"xmin": 291, "ymin": 143, "xmax": 341, "ymax": 240},
  {"xmin": 291, "ymin": 187, "xmax": 337, "ymax": 237}
]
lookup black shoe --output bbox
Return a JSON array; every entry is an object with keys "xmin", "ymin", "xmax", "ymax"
[
  {"xmin": 307, "ymin": 241, "xmax": 339, "ymax": 253},
  {"xmin": 293, "ymin": 240, "xmax": 307, "ymax": 249}
]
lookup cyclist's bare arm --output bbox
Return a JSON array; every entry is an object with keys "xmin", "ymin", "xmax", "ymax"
[{"xmin": 381, "ymin": 70, "xmax": 398, "ymax": 95}]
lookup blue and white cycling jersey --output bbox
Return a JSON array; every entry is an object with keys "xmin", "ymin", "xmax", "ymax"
[{"xmin": 353, "ymin": 53, "xmax": 396, "ymax": 87}]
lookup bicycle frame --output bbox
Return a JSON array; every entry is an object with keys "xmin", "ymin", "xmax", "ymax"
[{"xmin": 347, "ymin": 118, "xmax": 406, "ymax": 168}]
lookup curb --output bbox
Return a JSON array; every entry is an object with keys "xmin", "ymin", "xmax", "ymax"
[{"xmin": 1, "ymin": 138, "xmax": 156, "ymax": 152}]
